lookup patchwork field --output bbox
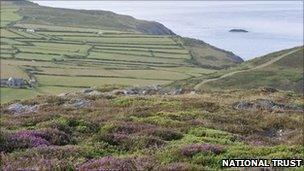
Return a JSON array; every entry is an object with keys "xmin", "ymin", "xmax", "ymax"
[
  {"xmin": 1, "ymin": 18, "xmax": 217, "ymax": 102},
  {"xmin": 1, "ymin": 1, "xmax": 243, "ymax": 103}
]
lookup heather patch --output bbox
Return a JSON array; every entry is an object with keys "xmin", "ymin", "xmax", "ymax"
[
  {"xmin": 78, "ymin": 156, "xmax": 136, "ymax": 171},
  {"xmin": 181, "ymin": 143, "xmax": 224, "ymax": 157},
  {"xmin": 1, "ymin": 130, "xmax": 50, "ymax": 152},
  {"xmin": 1, "ymin": 145, "xmax": 86, "ymax": 170},
  {"xmin": 1, "ymin": 90, "xmax": 303, "ymax": 169}
]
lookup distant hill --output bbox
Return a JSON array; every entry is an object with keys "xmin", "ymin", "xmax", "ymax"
[
  {"xmin": 9, "ymin": 0, "xmax": 175, "ymax": 35},
  {"xmin": 197, "ymin": 46, "xmax": 303, "ymax": 92}
]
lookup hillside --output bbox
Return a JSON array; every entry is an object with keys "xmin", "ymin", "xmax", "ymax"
[
  {"xmin": 0, "ymin": 0, "xmax": 242, "ymax": 103},
  {"xmin": 1, "ymin": 88, "xmax": 303, "ymax": 170},
  {"xmin": 173, "ymin": 46, "xmax": 303, "ymax": 93},
  {"xmin": 181, "ymin": 37, "xmax": 243, "ymax": 69},
  {"xmin": 197, "ymin": 46, "xmax": 303, "ymax": 92},
  {"xmin": 6, "ymin": 0, "xmax": 175, "ymax": 35}
]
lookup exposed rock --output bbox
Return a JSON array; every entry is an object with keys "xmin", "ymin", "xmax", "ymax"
[
  {"xmin": 110, "ymin": 85, "xmax": 163, "ymax": 96},
  {"xmin": 64, "ymin": 99, "xmax": 91, "ymax": 109},
  {"xmin": 7, "ymin": 103, "xmax": 38, "ymax": 114},
  {"xmin": 111, "ymin": 89, "xmax": 126, "ymax": 96},
  {"xmin": 72, "ymin": 99, "xmax": 90, "ymax": 108},
  {"xmin": 233, "ymin": 99, "xmax": 303, "ymax": 111},
  {"xmin": 82, "ymin": 88, "xmax": 94, "ymax": 94},
  {"xmin": 58, "ymin": 92, "xmax": 69, "ymax": 97},
  {"xmin": 58, "ymin": 91, "xmax": 78, "ymax": 99},
  {"xmin": 87, "ymin": 90, "xmax": 102, "ymax": 96},
  {"xmin": 189, "ymin": 91, "xmax": 197, "ymax": 95}
]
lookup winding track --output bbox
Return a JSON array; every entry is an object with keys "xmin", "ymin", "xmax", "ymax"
[{"xmin": 194, "ymin": 48, "xmax": 302, "ymax": 90}]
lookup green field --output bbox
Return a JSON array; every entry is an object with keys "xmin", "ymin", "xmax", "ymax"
[
  {"xmin": 36, "ymin": 75, "xmax": 171, "ymax": 87},
  {"xmin": 1, "ymin": 0, "xmax": 241, "ymax": 103},
  {"xmin": 0, "ymin": 88, "xmax": 38, "ymax": 103},
  {"xmin": 0, "ymin": 11, "xmax": 215, "ymax": 102}
]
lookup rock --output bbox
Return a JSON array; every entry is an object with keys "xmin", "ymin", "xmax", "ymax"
[
  {"xmin": 111, "ymin": 89, "xmax": 126, "ymax": 95},
  {"xmin": 8, "ymin": 103, "xmax": 38, "ymax": 114},
  {"xmin": 189, "ymin": 91, "xmax": 196, "ymax": 95},
  {"xmin": 229, "ymin": 29, "xmax": 248, "ymax": 33},
  {"xmin": 58, "ymin": 92, "xmax": 69, "ymax": 97},
  {"xmin": 72, "ymin": 99, "xmax": 90, "ymax": 109},
  {"xmin": 82, "ymin": 88, "xmax": 94, "ymax": 94},
  {"xmin": 233, "ymin": 99, "xmax": 303, "ymax": 111},
  {"xmin": 58, "ymin": 92, "xmax": 77, "ymax": 98},
  {"xmin": 171, "ymin": 88, "xmax": 183, "ymax": 95},
  {"xmin": 63, "ymin": 99, "xmax": 91, "ymax": 109},
  {"xmin": 123, "ymin": 88, "xmax": 137, "ymax": 95},
  {"xmin": 87, "ymin": 90, "xmax": 102, "ymax": 96},
  {"xmin": 8, "ymin": 103, "xmax": 24, "ymax": 114}
]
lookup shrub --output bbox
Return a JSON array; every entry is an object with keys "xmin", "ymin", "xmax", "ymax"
[
  {"xmin": 132, "ymin": 156, "xmax": 156, "ymax": 170},
  {"xmin": 181, "ymin": 143, "xmax": 223, "ymax": 157},
  {"xmin": 156, "ymin": 162, "xmax": 194, "ymax": 171},
  {"xmin": 142, "ymin": 128, "xmax": 183, "ymax": 141},
  {"xmin": 41, "ymin": 128, "xmax": 72, "ymax": 145},
  {"xmin": 1, "ymin": 145, "xmax": 85, "ymax": 170},
  {"xmin": 98, "ymin": 133, "xmax": 166, "ymax": 150},
  {"xmin": 78, "ymin": 156, "xmax": 136, "ymax": 171},
  {"xmin": 156, "ymin": 129, "xmax": 183, "ymax": 141},
  {"xmin": 1, "ymin": 130, "xmax": 50, "ymax": 152}
]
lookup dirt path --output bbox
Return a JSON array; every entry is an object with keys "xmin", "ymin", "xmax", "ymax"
[{"xmin": 194, "ymin": 48, "xmax": 301, "ymax": 90}]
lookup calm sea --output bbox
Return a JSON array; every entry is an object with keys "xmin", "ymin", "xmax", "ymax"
[{"xmin": 35, "ymin": 1, "xmax": 303, "ymax": 60}]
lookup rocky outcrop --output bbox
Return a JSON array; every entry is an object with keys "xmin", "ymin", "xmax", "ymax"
[
  {"xmin": 7, "ymin": 103, "xmax": 39, "ymax": 114},
  {"xmin": 233, "ymin": 99, "xmax": 302, "ymax": 111}
]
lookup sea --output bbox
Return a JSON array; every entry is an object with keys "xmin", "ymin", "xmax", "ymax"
[{"xmin": 34, "ymin": 1, "xmax": 303, "ymax": 60}]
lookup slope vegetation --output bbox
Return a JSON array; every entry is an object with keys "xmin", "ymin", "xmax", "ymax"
[
  {"xmin": 9, "ymin": 0, "xmax": 175, "ymax": 35},
  {"xmin": 1, "ymin": 89, "xmax": 303, "ymax": 170},
  {"xmin": 196, "ymin": 46, "xmax": 303, "ymax": 92}
]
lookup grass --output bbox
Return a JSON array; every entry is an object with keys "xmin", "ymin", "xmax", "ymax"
[
  {"xmin": 0, "ymin": 88, "xmax": 38, "ymax": 103},
  {"xmin": 15, "ymin": 53, "xmax": 61, "ymax": 61},
  {"xmin": 36, "ymin": 75, "xmax": 171, "ymax": 87},
  {"xmin": 60, "ymin": 36, "xmax": 177, "ymax": 45},
  {"xmin": 0, "ymin": 29, "xmax": 23, "ymax": 38},
  {"xmin": 35, "ymin": 67, "xmax": 190, "ymax": 81},
  {"xmin": 0, "ymin": 2, "xmax": 21, "ymax": 26},
  {"xmin": 87, "ymin": 52, "xmax": 186, "ymax": 64},
  {"xmin": 0, "ymin": 63, "xmax": 28, "ymax": 79},
  {"xmin": 198, "ymin": 47, "xmax": 304, "ymax": 93},
  {"xmin": 15, "ymin": 42, "xmax": 90, "ymax": 56},
  {"xmin": 14, "ymin": 23, "xmax": 132, "ymax": 34},
  {"xmin": 36, "ymin": 86, "xmax": 83, "ymax": 95}
]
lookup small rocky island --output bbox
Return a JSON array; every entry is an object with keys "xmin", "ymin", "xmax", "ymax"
[{"xmin": 229, "ymin": 29, "xmax": 249, "ymax": 33}]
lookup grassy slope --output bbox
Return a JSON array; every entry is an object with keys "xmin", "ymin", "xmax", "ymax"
[
  {"xmin": 12, "ymin": 0, "xmax": 174, "ymax": 35},
  {"xmin": 200, "ymin": 46, "xmax": 303, "ymax": 92},
  {"xmin": 1, "ymin": 89, "xmax": 303, "ymax": 169},
  {"xmin": 180, "ymin": 37, "xmax": 243, "ymax": 69}
]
